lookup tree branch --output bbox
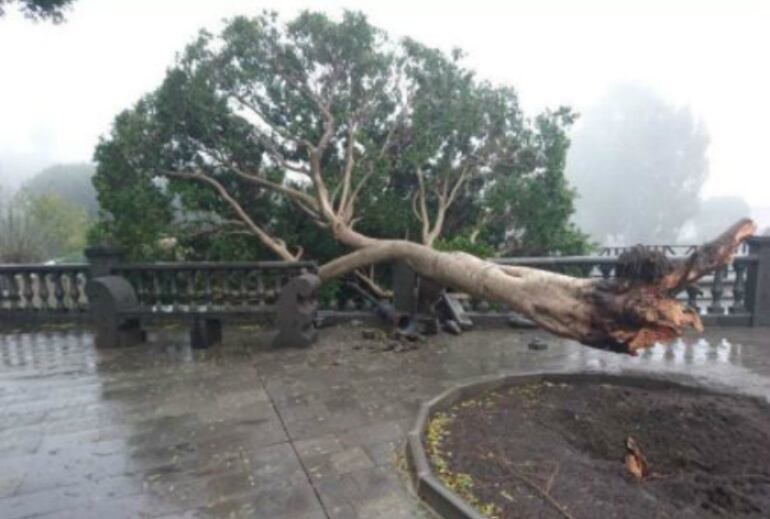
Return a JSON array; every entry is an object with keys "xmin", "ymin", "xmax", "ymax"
[
  {"xmin": 337, "ymin": 122, "xmax": 358, "ymax": 220},
  {"xmin": 165, "ymin": 171, "xmax": 300, "ymax": 261},
  {"xmin": 231, "ymin": 168, "xmax": 318, "ymax": 213},
  {"xmin": 415, "ymin": 167, "xmax": 433, "ymax": 245}
]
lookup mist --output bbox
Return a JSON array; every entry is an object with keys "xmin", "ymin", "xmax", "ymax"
[{"xmin": 1, "ymin": 0, "xmax": 769, "ymax": 244}]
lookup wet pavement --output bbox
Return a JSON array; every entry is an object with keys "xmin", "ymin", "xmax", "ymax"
[{"xmin": 1, "ymin": 323, "xmax": 770, "ymax": 518}]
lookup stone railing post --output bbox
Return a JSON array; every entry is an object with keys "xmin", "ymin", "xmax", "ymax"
[
  {"xmin": 393, "ymin": 261, "xmax": 417, "ymax": 315},
  {"xmin": 745, "ymin": 237, "xmax": 770, "ymax": 326},
  {"xmin": 84, "ymin": 245, "xmax": 126, "ymax": 278}
]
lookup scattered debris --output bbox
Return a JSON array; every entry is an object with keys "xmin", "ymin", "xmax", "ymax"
[
  {"xmin": 361, "ymin": 328, "xmax": 384, "ymax": 340},
  {"xmin": 435, "ymin": 293, "xmax": 473, "ymax": 330},
  {"xmin": 528, "ymin": 339, "xmax": 548, "ymax": 351},
  {"xmin": 443, "ymin": 319, "xmax": 462, "ymax": 336},
  {"xmin": 508, "ymin": 313, "xmax": 537, "ymax": 329}
]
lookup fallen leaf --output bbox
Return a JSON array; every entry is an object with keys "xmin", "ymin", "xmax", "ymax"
[{"xmin": 624, "ymin": 436, "xmax": 650, "ymax": 480}]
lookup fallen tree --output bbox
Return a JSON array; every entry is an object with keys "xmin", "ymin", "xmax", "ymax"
[
  {"xmin": 92, "ymin": 11, "xmax": 755, "ymax": 354},
  {"xmin": 318, "ymin": 219, "xmax": 754, "ymax": 353}
]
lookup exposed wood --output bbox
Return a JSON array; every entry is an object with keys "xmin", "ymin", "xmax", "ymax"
[
  {"xmin": 165, "ymin": 171, "xmax": 301, "ymax": 261},
  {"xmin": 319, "ymin": 218, "xmax": 756, "ymax": 354}
]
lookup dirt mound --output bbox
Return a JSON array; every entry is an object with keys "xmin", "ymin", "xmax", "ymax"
[{"xmin": 427, "ymin": 379, "xmax": 770, "ymax": 518}]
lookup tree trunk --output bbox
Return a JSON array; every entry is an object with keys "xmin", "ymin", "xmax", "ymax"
[{"xmin": 319, "ymin": 219, "xmax": 756, "ymax": 355}]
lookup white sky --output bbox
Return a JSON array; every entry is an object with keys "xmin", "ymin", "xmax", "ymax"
[{"xmin": 1, "ymin": 0, "xmax": 769, "ymax": 207}]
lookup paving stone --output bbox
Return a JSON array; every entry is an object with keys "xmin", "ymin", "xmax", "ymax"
[
  {"xmin": 337, "ymin": 420, "xmax": 405, "ymax": 448},
  {"xmin": 2, "ymin": 324, "xmax": 769, "ymax": 519},
  {"xmin": 329, "ymin": 446, "xmax": 375, "ymax": 474},
  {"xmin": 294, "ymin": 433, "xmax": 344, "ymax": 459},
  {"xmin": 0, "ymin": 477, "xmax": 22, "ymax": 499}
]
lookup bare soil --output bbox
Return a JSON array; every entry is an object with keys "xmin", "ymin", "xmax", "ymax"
[{"xmin": 428, "ymin": 378, "xmax": 770, "ymax": 519}]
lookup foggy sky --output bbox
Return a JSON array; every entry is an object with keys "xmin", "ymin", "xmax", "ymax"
[{"xmin": 1, "ymin": 0, "xmax": 769, "ymax": 209}]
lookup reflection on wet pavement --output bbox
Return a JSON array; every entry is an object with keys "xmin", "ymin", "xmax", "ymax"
[{"xmin": 1, "ymin": 324, "xmax": 769, "ymax": 518}]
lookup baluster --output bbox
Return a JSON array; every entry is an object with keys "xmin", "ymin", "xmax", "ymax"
[
  {"xmin": 150, "ymin": 270, "xmax": 161, "ymax": 308},
  {"xmin": 268, "ymin": 271, "xmax": 281, "ymax": 303},
  {"xmin": 708, "ymin": 267, "xmax": 726, "ymax": 314},
  {"xmin": 7, "ymin": 273, "xmax": 20, "ymax": 310},
  {"xmin": 239, "ymin": 270, "xmax": 248, "ymax": 306},
  {"xmin": 69, "ymin": 272, "xmax": 82, "ymax": 310},
  {"xmin": 37, "ymin": 271, "xmax": 50, "ymax": 310},
  {"xmin": 213, "ymin": 268, "xmax": 224, "ymax": 306},
  {"xmin": 730, "ymin": 263, "xmax": 747, "ymax": 314},
  {"xmin": 223, "ymin": 269, "xmax": 236, "ymax": 306},
  {"xmin": 685, "ymin": 284, "xmax": 701, "ymax": 313},
  {"xmin": 0, "ymin": 273, "xmax": 8, "ymax": 310},
  {"xmin": 599, "ymin": 263, "xmax": 614, "ymax": 280},
  {"xmin": 22, "ymin": 272, "xmax": 35, "ymax": 309},
  {"xmin": 203, "ymin": 269, "xmax": 212, "ymax": 308},
  {"xmin": 132, "ymin": 271, "xmax": 145, "ymax": 306},
  {"xmin": 53, "ymin": 272, "xmax": 65, "ymax": 311},
  {"xmin": 256, "ymin": 271, "xmax": 265, "ymax": 308},
  {"xmin": 186, "ymin": 268, "xmax": 196, "ymax": 309},
  {"xmin": 168, "ymin": 269, "xmax": 178, "ymax": 311}
]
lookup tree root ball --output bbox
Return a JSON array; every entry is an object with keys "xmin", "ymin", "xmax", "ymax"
[{"xmin": 615, "ymin": 246, "xmax": 675, "ymax": 284}]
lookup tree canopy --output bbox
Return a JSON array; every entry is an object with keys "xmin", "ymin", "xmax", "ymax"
[
  {"xmin": 567, "ymin": 83, "xmax": 709, "ymax": 244},
  {"xmin": 0, "ymin": 0, "xmax": 74, "ymax": 22},
  {"xmin": 93, "ymin": 10, "xmax": 588, "ymax": 263}
]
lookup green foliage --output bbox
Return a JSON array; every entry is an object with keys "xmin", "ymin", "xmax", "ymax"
[
  {"xmin": 0, "ymin": 190, "xmax": 87, "ymax": 262},
  {"xmin": 478, "ymin": 108, "xmax": 590, "ymax": 256},
  {"xmin": 0, "ymin": 0, "xmax": 74, "ymax": 21},
  {"xmin": 434, "ymin": 236, "xmax": 495, "ymax": 258},
  {"xmin": 93, "ymin": 10, "xmax": 588, "ymax": 262},
  {"xmin": 317, "ymin": 278, "xmax": 343, "ymax": 308}
]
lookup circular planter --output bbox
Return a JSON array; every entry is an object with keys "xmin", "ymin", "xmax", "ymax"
[{"xmin": 405, "ymin": 371, "xmax": 763, "ymax": 519}]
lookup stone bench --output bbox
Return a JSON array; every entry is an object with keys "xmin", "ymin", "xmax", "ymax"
[{"xmin": 85, "ymin": 273, "xmax": 320, "ymax": 349}]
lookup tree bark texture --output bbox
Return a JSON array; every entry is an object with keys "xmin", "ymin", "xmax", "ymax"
[{"xmin": 319, "ymin": 219, "xmax": 756, "ymax": 354}]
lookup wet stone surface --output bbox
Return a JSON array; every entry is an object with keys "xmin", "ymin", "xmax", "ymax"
[{"xmin": 1, "ymin": 323, "xmax": 770, "ymax": 518}]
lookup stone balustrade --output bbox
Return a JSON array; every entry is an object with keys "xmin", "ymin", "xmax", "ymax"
[
  {"xmin": 2, "ymin": 238, "xmax": 770, "ymax": 329},
  {"xmin": 0, "ymin": 264, "xmax": 90, "ymax": 316},
  {"xmin": 112, "ymin": 261, "xmax": 316, "ymax": 311}
]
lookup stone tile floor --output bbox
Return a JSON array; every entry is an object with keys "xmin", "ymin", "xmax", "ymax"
[{"xmin": 1, "ymin": 323, "xmax": 770, "ymax": 518}]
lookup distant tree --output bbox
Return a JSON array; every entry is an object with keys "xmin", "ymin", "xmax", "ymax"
[
  {"xmin": 567, "ymin": 83, "xmax": 709, "ymax": 244},
  {"xmin": 0, "ymin": 0, "xmax": 75, "ymax": 22},
  {"xmin": 22, "ymin": 163, "xmax": 98, "ymax": 217},
  {"xmin": 693, "ymin": 196, "xmax": 751, "ymax": 242},
  {"xmin": 0, "ymin": 190, "xmax": 87, "ymax": 262}
]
